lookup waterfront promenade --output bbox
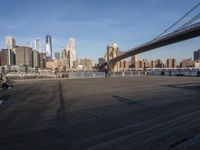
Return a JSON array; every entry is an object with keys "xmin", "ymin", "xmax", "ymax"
[{"xmin": 0, "ymin": 76, "xmax": 200, "ymax": 149}]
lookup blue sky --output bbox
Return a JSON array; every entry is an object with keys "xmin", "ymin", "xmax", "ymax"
[{"xmin": 0, "ymin": 0, "xmax": 200, "ymax": 62}]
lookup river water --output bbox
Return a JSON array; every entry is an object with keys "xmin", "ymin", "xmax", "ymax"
[
  {"xmin": 6, "ymin": 70, "xmax": 200, "ymax": 80},
  {"xmin": 66, "ymin": 70, "xmax": 200, "ymax": 79}
]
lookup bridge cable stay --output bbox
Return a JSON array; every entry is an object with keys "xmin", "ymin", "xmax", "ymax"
[
  {"xmin": 154, "ymin": 2, "xmax": 200, "ymax": 40},
  {"xmin": 177, "ymin": 13, "xmax": 200, "ymax": 30}
]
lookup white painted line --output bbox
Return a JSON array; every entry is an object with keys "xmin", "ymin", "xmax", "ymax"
[{"xmin": 0, "ymin": 100, "xmax": 3, "ymax": 106}]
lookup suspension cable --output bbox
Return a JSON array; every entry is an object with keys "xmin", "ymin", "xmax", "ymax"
[
  {"xmin": 154, "ymin": 2, "xmax": 200, "ymax": 39},
  {"xmin": 178, "ymin": 13, "xmax": 200, "ymax": 30}
]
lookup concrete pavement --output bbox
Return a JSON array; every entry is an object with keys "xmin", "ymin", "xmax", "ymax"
[{"xmin": 0, "ymin": 76, "xmax": 200, "ymax": 150}]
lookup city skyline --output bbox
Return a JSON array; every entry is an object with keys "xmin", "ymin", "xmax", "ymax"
[{"xmin": 0, "ymin": 0, "xmax": 200, "ymax": 61}]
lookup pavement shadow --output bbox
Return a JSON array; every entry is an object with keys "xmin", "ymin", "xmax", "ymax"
[
  {"xmin": 162, "ymin": 83, "xmax": 200, "ymax": 92},
  {"xmin": 54, "ymin": 80, "xmax": 72, "ymax": 148},
  {"xmin": 112, "ymin": 96, "xmax": 138, "ymax": 105},
  {"xmin": 56, "ymin": 80, "xmax": 65, "ymax": 121}
]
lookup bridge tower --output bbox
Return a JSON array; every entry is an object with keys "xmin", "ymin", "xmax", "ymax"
[{"xmin": 106, "ymin": 43, "xmax": 120, "ymax": 72}]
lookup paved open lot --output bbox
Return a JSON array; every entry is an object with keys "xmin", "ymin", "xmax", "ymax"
[{"xmin": 0, "ymin": 76, "xmax": 200, "ymax": 150}]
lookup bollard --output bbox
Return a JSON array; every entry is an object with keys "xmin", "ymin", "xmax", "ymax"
[{"xmin": 82, "ymin": 72, "xmax": 84, "ymax": 78}]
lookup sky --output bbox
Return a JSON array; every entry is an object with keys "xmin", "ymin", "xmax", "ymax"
[{"xmin": 0, "ymin": 0, "xmax": 200, "ymax": 63}]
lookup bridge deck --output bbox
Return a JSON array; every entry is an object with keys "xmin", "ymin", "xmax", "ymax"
[
  {"xmin": 100, "ymin": 22, "xmax": 200, "ymax": 68},
  {"xmin": 0, "ymin": 76, "xmax": 200, "ymax": 150}
]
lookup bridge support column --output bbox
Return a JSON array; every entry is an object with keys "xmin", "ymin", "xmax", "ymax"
[{"xmin": 107, "ymin": 62, "xmax": 116, "ymax": 73}]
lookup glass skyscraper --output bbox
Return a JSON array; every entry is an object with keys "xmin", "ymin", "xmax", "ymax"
[
  {"xmin": 45, "ymin": 35, "xmax": 52, "ymax": 59},
  {"xmin": 35, "ymin": 38, "xmax": 40, "ymax": 51}
]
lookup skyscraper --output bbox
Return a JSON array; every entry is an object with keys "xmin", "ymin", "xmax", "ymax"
[
  {"xmin": 194, "ymin": 49, "xmax": 200, "ymax": 61},
  {"xmin": 180, "ymin": 58, "xmax": 193, "ymax": 67},
  {"xmin": 45, "ymin": 35, "xmax": 52, "ymax": 59},
  {"xmin": 79, "ymin": 58, "xmax": 93, "ymax": 70},
  {"xmin": 5, "ymin": 36, "xmax": 16, "ymax": 65},
  {"xmin": 35, "ymin": 38, "xmax": 40, "ymax": 51},
  {"xmin": 5, "ymin": 36, "xmax": 15, "ymax": 49},
  {"xmin": 33, "ymin": 50, "xmax": 40, "ymax": 68},
  {"xmin": 54, "ymin": 52, "xmax": 60, "ymax": 60},
  {"xmin": 166, "ymin": 58, "xmax": 176, "ymax": 68},
  {"xmin": 61, "ymin": 49, "xmax": 68, "ymax": 59},
  {"xmin": 67, "ymin": 38, "xmax": 76, "ymax": 68},
  {"xmin": 0, "ymin": 49, "xmax": 9, "ymax": 66},
  {"xmin": 61, "ymin": 48, "xmax": 70, "ymax": 69},
  {"xmin": 39, "ymin": 52, "xmax": 46, "ymax": 69},
  {"xmin": 13, "ymin": 46, "xmax": 33, "ymax": 67},
  {"xmin": 151, "ymin": 59, "xmax": 162, "ymax": 68},
  {"xmin": 119, "ymin": 60, "xmax": 129, "ymax": 69}
]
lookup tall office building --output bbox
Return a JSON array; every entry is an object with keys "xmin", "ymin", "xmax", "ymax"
[
  {"xmin": 137, "ymin": 60, "xmax": 145, "ymax": 68},
  {"xmin": 67, "ymin": 38, "xmax": 76, "ymax": 68},
  {"xmin": 180, "ymin": 58, "xmax": 193, "ymax": 67},
  {"xmin": 61, "ymin": 48, "xmax": 70, "ymax": 69},
  {"xmin": 13, "ymin": 46, "xmax": 33, "ymax": 67},
  {"xmin": 0, "ymin": 49, "xmax": 9, "ymax": 66},
  {"xmin": 33, "ymin": 50, "xmax": 40, "ymax": 68},
  {"xmin": 166, "ymin": 58, "xmax": 176, "ymax": 68},
  {"xmin": 35, "ymin": 38, "xmax": 40, "ymax": 51},
  {"xmin": 143, "ymin": 59, "xmax": 151, "ymax": 68},
  {"xmin": 194, "ymin": 49, "xmax": 200, "ymax": 61},
  {"xmin": 45, "ymin": 35, "xmax": 52, "ymax": 59},
  {"xmin": 151, "ymin": 59, "xmax": 162, "ymax": 68},
  {"xmin": 39, "ymin": 52, "xmax": 46, "ymax": 69},
  {"xmin": 119, "ymin": 60, "xmax": 129, "ymax": 69},
  {"xmin": 79, "ymin": 58, "xmax": 93, "ymax": 70},
  {"xmin": 132, "ymin": 55, "xmax": 138, "ymax": 62},
  {"xmin": 54, "ymin": 52, "xmax": 60, "ymax": 60},
  {"xmin": 61, "ymin": 49, "xmax": 68, "ymax": 59},
  {"xmin": 5, "ymin": 36, "xmax": 16, "ymax": 65},
  {"xmin": 5, "ymin": 36, "xmax": 15, "ymax": 49}
]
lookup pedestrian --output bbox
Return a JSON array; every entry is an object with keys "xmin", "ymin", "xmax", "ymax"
[
  {"xmin": 105, "ymin": 68, "xmax": 108, "ymax": 77},
  {"xmin": 1, "ymin": 79, "xmax": 8, "ymax": 90}
]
